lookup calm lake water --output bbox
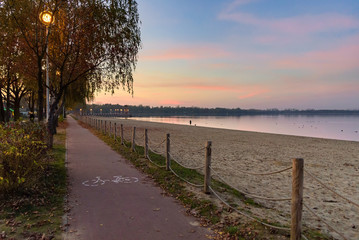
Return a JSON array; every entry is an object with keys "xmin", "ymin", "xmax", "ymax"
[{"xmin": 131, "ymin": 115, "xmax": 359, "ymax": 142}]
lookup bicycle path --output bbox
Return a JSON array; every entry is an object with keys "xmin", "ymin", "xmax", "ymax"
[{"xmin": 64, "ymin": 117, "xmax": 213, "ymax": 240}]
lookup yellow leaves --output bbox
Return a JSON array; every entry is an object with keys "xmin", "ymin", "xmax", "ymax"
[
  {"xmin": 17, "ymin": 177, "xmax": 25, "ymax": 184},
  {"xmin": 0, "ymin": 121, "xmax": 47, "ymax": 189}
]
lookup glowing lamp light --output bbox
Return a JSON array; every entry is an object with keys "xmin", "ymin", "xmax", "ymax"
[{"xmin": 39, "ymin": 11, "xmax": 54, "ymax": 26}]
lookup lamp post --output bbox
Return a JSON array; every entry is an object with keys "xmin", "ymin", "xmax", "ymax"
[{"xmin": 39, "ymin": 11, "xmax": 54, "ymax": 121}]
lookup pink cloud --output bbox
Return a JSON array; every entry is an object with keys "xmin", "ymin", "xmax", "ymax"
[
  {"xmin": 186, "ymin": 85, "xmax": 242, "ymax": 92},
  {"xmin": 141, "ymin": 45, "xmax": 232, "ymax": 61},
  {"xmin": 219, "ymin": 1, "xmax": 359, "ymax": 35},
  {"xmin": 238, "ymin": 90, "xmax": 267, "ymax": 100},
  {"xmin": 182, "ymin": 84, "xmax": 270, "ymax": 100},
  {"xmin": 272, "ymin": 43, "xmax": 359, "ymax": 73}
]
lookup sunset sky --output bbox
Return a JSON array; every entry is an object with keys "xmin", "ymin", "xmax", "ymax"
[{"xmin": 93, "ymin": 0, "xmax": 359, "ymax": 110}]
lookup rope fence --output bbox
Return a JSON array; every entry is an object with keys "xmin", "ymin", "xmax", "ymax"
[
  {"xmin": 303, "ymin": 203, "xmax": 347, "ymax": 240},
  {"xmin": 209, "ymin": 186, "xmax": 291, "ymax": 231},
  {"xmin": 210, "ymin": 167, "xmax": 292, "ymax": 202},
  {"xmin": 236, "ymin": 165, "xmax": 293, "ymax": 176},
  {"xmin": 304, "ymin": 169, "xmax": 359, "ymax": 209},
  {"xmin": 169, "ymin": 153, "xmax": 205, "ymax": 170},
  {"xmin": 80, "ymin": 116, "xmax": 357, "ymax": 240},
  {"xmin": 168, "ymin": 166, "xmax": 204, "ymax": 188}
]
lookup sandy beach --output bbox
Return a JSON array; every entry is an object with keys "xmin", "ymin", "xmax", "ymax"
[{"xmin": 93, "ymin": 117, "xmax": 359, "ymax": 239}]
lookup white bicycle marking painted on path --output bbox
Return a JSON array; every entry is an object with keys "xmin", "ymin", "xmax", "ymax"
[{"xmin": 82, "ymin": 176, "xmax": 139, "ymax": 187}]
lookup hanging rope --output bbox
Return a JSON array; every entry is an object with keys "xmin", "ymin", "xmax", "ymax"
[
  {"xmin": 169, "ymin": 153, "xmax": 204, "ymax": 170},
  {"xmin": 169, "ymin": 166, "xmax": 204, "ymax": 188},
  {"xmin": 168, "ymin": 137, "xmax": 206, "ymax": 154},
  {"xmin": 209, "ymin": 186, "xmax": 290, "ymax": 231},
  {"xmin": 147, "ymin": 154, "xmax": 166, "ymax": 168},
  {"xmin": 135, "ymin": 133, "xmax": 145, "ymax": 141},
  {"xmin": 303, "ymin": 203, "xmax": 347, "ymax": 240},
  {"xmin": 236, "ymin": 166, "xmax": 292, "ymax": 176},
  {"xmin": 210, "ymin": 167, "xmax": 291, "ymax": 202},
  {"xmin": 148, "ymin": 145, "xmax": 165, "ymax": 155},
  {"xmin": 148, "ymin": 137, "xmax": 166, "ymax": 148},
  {"xmin": 304, "ymin": 169, "xmax": 359, "ymax": 209}
]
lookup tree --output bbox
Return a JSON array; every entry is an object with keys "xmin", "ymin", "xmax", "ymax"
[
  {"xmin": 2, "ymin": 0, "xmax": 57, "ymax": 121},
  {"xmin": 2, "ymin": 0, "xmax": 141, "ymax": 147}
]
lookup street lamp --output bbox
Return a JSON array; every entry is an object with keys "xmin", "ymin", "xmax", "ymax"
[{"xmin": 39, "ymin": 11, "xmax": 54, "ymax": 121}]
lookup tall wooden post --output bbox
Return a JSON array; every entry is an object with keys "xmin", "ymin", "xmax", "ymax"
[
  {"xmin": 131, "ymin": 127, "xmax": 136, "ymax": 152},
  {"xmin": 109, "ymin": 122, "xmax": 111, "ymax": 136},
  {"xmin": 144, "ymin": 129, "xmax": 148, "ymax": 158},
  {"xmin": 104, "ymin": 121, "xmax": 107, "ymax": 134},
  {"xmin": 166, "ymin": 133, "xmax": 170, "ymax": 171},
  {"xmin": 291, "ymin": 158, "xmax": 304, "ymax": 240},
  {"xmin": 120, "ymin": 124, "xmax": 124, "ymax": 145},
  {"xmin": 114, "ymin": 122, "xmax": 117, "ymax": 140},
  {"xmin": 204, "ymin": 141, "xmax": 212, "ymax": 194}
]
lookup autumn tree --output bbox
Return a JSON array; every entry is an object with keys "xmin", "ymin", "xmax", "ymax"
[
  {"xmin": 2, "ymin": 0, "xmax": 141, "ymax": 146},
  {"xmin": 2, "ymin": 0, "xmax": 59, "ymax": 121}
]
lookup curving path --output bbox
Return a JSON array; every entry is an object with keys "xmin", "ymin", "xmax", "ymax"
[{"xmin": 64, "ymin": 117, "xmax": 212, "ymax": 240}]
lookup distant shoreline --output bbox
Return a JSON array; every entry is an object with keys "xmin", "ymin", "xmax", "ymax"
[{"xmin": 84, "ymin": 103, "xmax": 359, "ymax": 117}]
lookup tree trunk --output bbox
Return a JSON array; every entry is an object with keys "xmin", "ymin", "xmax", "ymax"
[
  {"xmin": 37, "ymin": 60, "xmax": 44, "ymax": 121},
  {"xmin": 47, "ymin": 91, "xmax": 63, "ymax": 148},
  {"xmin": 13, "ymin": 98, "xmax": 21, "ymax": 121},
  {"xmin": 63, "ymin": 88, "xmax": 67, "ymax": 118},
  {"xmin": 47, "ymin": 107, "xmax": 55, "ymax": 148},
  {"xmin": 28, "ymin": 92, "xmax": 35, "ymax": 112},
  {"xmin": 5, "ymin": 80, "xmax": 11, "ymax": 122},
  {"xmin": 0, "ymin": 90, "xmax": 5, "ymax": 122}
]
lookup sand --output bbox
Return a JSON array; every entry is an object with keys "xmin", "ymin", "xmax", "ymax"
[{"xmin": 94, "ymin": 117, "xmax": 359, "ymax": 239}]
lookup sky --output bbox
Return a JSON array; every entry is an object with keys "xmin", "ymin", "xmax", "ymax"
[{"xmin": 93, "ymin": 0, "xmax": 359, "ymax": 110}]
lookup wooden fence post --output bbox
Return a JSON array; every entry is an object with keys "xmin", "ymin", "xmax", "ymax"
[
  {"xmin": 144, "ymin": 129, "xmax": 148, "ymax": 158},
  {"xmin": 131, "ymin": 127, "xmax": 136, "ymax": 152},
  {"xmin": 104, "ymin": 121, "xmax": 107, "ymax": 135},
  {"xmin": 114, "ymin": 122, "xmax": 117, "ymax": 140},
  {"xmin": 204, "ymin": 141, "xmax": 212, "ymax": 194},
  {"xmin": 291, "ymin": 158, "xmax": 304, "ymax": 240},
  {"xmin": 120, "ymin": 124, "xmax": 124, "ymax": 145},
  {"xmin": 166, "ymin": 133, "xmax": 170, "ymax": 171}
]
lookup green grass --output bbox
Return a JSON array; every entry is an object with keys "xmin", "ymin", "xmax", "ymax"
[{"xmin": 0, "ymin": 123, "xmax": 67, "ymax": 240}]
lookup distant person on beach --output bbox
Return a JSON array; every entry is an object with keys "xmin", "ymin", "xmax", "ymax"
[{"xmin": 189, "ymin": 120, "xmax": 192, "ymax": 125}]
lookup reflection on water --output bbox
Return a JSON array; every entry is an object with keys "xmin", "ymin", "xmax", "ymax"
[{"xmin": 131, "ymin": 115, "xmax": 359, "ymax": 142}]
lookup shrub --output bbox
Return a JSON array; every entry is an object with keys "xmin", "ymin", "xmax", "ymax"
[
  {"xmin": 0, "ymin": 122, "xmax": 48, "ymax": 192},
  {"xmin": 58, "ymin": 114, "xmax": 64, "ymax": 123}
]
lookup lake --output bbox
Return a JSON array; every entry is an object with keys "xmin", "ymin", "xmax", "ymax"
[{"xmin": 131, "ymin": 115, "xmax": 359, "ymax": 142}]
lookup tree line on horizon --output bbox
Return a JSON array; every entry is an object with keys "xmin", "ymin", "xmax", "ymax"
[{"xmin": 82, "ymin": 104, "xmax": 359, "ymax": 116}]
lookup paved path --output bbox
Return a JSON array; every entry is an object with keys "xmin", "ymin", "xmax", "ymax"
[{"xmin": 64, "ymin": 117, "xmax": 212, "ymax": 240}]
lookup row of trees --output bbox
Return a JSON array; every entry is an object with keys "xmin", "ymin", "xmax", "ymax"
[
  {"xmin": 83, "ymin": 104, "xmax": 359, "ymax": 116},
  {"xmin": 0, "ymin": 0, "xmax": 141, "ymax": 146}
]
